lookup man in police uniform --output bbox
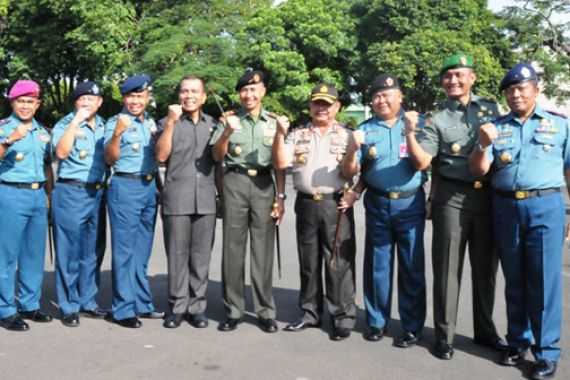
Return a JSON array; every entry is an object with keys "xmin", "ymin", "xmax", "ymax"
[
  {"xmin": 210, "ymin": 70, "xmax": 285, "ymax": 333},
  {"xmin": 343, "ymin": 74, "xmax": 426, "ymax": 347},
  {"xmin": 470, "ymin": 63, "xmax": 568, "ymax": 380},
  {"xmin": 273, "ymin": 83, "xmax": 357, "ymax": 341},
  {"xmin": 156, "ymin": 75, "xmax": 219, "ymax": 329},
  {"xmin": 0, "ymin": 80, "xmax": 53, "ymax": 331},
  {"xmin": 104, "ymin": 75, "xmax": 163, "ymax": 328},
  {"xmin": 52, "ymin": 81, "xmax": 108, "ymax": 327},
  {"xmin": 405, "ymin": 54, "xmax": 504, "ymax": 359}
]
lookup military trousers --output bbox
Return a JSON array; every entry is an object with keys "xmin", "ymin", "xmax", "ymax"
[
  {"xmin": 294, "ymin": 194, "xmax": 356, "ymax": 329},
  {"xmin": 493, "ymin": 192, "xmax": 564, "ymax": 362},
  {"xmin": 163, "ymin": 213, "xmax": 215, "ymax": 315},
  {"xmin": 363, "ymin": 189, "xmax": 426, "ymax": 333},
  {"xmin": 0, "ymin": 185, "xmax": 47, "ymax": 318},
  {"xmin": 221, "ymin": 171, "xmax": 276, "ymax": 319},
  {"xmin": 431, "ymin": 182, "xmax": 499, "ymax": 345},
  {"xmin": 108, "ymin": 176, "xmax": 157, "ymax": 320},
  {"xmin": 52, "ymin": 182, "xmax": 105, "ymax": 315}
]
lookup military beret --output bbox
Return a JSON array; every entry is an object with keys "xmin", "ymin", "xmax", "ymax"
[
  {"xmin": 120, "ymin": 75, "xmax": 152, "ymax": 95},
  {"xmin": 72, "ymin": 81, "xmax": 102, "ymax": 102},
  {"xmin": 439, "ymin": 53, "xmax": 475, "ymax": 76},
  {"xmin": 310, "ymin": 83, "xmax": 339, "ymax": 104},
  {"xmin": 499, "ymin": 63, "xmax": 537, "ymax": 91},
  {"xmin": 235, "ymin": 70, "xmax": 264, "ymax": 91},
  {"xmin": 8, "ymin": 80, "xmax": 41, "ymax": 100},
  {"xmin": 370, "ymin": 74, "xmax": 400, "ymax": 96}
]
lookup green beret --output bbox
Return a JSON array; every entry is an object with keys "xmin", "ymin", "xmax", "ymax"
[{"xmin": 439, "ymin": 53, "xmax": 474, "ymax": 76}]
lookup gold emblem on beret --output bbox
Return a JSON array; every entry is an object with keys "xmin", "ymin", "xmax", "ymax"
[
  {"xmin": 386, "ymin": 77, "xmax": 394, "ymax": 87},
  {"xmin": 15, "ymin": 152, "xmax": 24, "ymax": 161},
  {"xmin": 500, "ymin": 152, "xmax": 511, "ymax": 163},
  {"xmin": 459, "ymin": 56, "xmax": 467, "ymax": 65},
  {"xmin": 451, "ymin": 143, "xmax": 461, "ymax": 153},
  {"xmin": 252, "ymin": 74, "xmax": 260, "ymax": 84},
  {"xmin": 543, "ymin": 144, "xmax": 551, "ymax": 152},
  {"xmin": 368, "ymin": 146, "xmax": 376, "ymax": 157},
  {"xmin": 132, "ymin": 143, "xmax": 140, "ymax": 151},
  {"xmin": 297, "ymin": 154, "xmax": 306, "ymax": 165},
  {"xmin": 79, "ymin": 150, "xmax": 88, "ymax": 159},
  {"xmin": 234, "ymin": 145, "xmax": 242, "ymax": 156}
]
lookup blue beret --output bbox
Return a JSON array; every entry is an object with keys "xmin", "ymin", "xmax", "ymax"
[
  {"xmin": 499, "ymin": 63, "xmax": 537, "ymax": 91},
  {"xmin": 120, "ymin": 75, "xmax": 152, "ymax": 95},
  {"xmin": 72, "ymin": 81, "xmax": 101, "ymax": 101},
  {"xmin": 235, "ymin": 70, "xmax": 264, "ymax": 91}
]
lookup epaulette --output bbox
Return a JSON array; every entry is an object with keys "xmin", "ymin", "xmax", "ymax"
[
  {"xmin": 107, "ymin": 115, "xmax": 119, "ymax": 122},
  {"xmin": 0, "ymin": 118, "xmax": 10, "ymax": 126},
  {"xmin": 494, "ymin": 114, "xmax": 510, "ymax": 123},
  {"xmin": 62, "ymin": 115, "xmax": 73, "ymax": 123},
  {"xmin": 545, "ymin": 109, "xmax": 568, "ymax": 119},
  {"xmin": 222, "ymin": 110, "xmax": 236, "ymax": 118},
  {"xmin": 480, "ymin": 97, "xmax": 497, "ymax": 104}
]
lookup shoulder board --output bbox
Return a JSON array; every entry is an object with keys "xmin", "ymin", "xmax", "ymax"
[
  {"xmin": 222, "ymin": 110, "xmax": 236, "ymax": 117},
  {"xmin": 62, "ymin": 115, "xmax": 73, "ymax": 123},
  {"xmin": 479, "ymin": 97, "xmax": 497, "ymax": 104},
  {"xmin": 494, "ymin": 114, "xmax": 510, "ymax": 123},
  {"xmin": 107, "ymin": 115, "xmax": 119, "ymax": 122},
  {"xmin": 0, "ymin": 118, "xmax": 11, "ymax": 126},
  {"xmin": 545, "ymin": 109, "xmax": 568, "ymax": 119}
]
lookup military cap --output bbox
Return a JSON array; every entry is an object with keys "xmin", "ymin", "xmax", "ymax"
[
  {"xmin": 72, "ymin": 81, "xmax": 102, "ymax": 102},
  {"xmin": 235, "ymin": 70, "xmax": 264, "ymax": 91},
  {"xmin": 370, "ymin": 74, "xmax": 400, "ymax": 95},
  {"xmin": 439, "ymin": 53, "xmax": 475, "ymax": 76},
  {"xmin": 120, "ymin": 75, "xmax": 152, "ymax": 95},
  {"xmin": 8, "ymin": 80, "xmax": 41, "ymax": 100},
  {"xmin": 310, "ymin": 83, "xmax": 339, "ymax": 104},
  {"xmin": 499, "ymin": 63, "xmax": 537, "ymax": 91}
]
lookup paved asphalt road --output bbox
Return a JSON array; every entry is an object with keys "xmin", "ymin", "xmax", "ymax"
[{"xmin": 2, "ymin": 175, "xmax": 569, "ymax": 380}]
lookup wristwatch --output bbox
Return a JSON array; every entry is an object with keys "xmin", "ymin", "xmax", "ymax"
[
  {"xmin": 475, "ymin": 142, "xmax": 490, "ymax": 152},
  {"xmin": 1, "ymin": 137, "xmax": 12, "ymax": 147},
  {"xmin": 277, "ymin": 192, "xmax": 287, "ymax": 200}
]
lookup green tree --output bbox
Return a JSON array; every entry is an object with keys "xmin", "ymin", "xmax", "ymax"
[{"xmin": 500, "ymin": 0, "xmax": 570, "ymax": 106}]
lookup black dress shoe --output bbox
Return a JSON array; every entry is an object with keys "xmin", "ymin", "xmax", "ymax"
[
  {"xmin": 218, "ymin": 318, "xmax": 243, "ymax": 332},
  {"xmin": 187, "ymin": 313, "xmax": 208, "ymax": 328},
  {"xmin": 61, "ymin": 313, "xmax": 80, "ymax": 327},
  {"xmin": 500, "ymin": 347, "xmax": 526, "ymax": 366},
  {"xmin": 80, "ymin": 308, "xmax": 108, "ymax": 319},
  {"xmin": 19, "ymin": 310, "xmax": 53, "ymax": 323},
  {"xmin": 434, "ymin": 342, "xmax": 454, "ymax": 360},
  {"xmin": 474, "ymin": 336, "xmax": 508, "ymax": 351},
  {"xmin": 283, "ymin": 319, "xmax": 321, "ymax": 332},
  {"xmin": 163, "ymin": 313, "xmax": 183, "ymax": 328},
  {"xmin": 394, "ymin": 331, "xmax": 419, "ymax": 348},
  {"xmin": 530, "ymin": 359, "xmax": 557, "ymax": 380},
  {"xmin": 115, "ymin": 317, "xmax": 142, "ymax": 328},
  {"xmin": 0, "ymin": 314, "xmax": 29, "ymax": 331},
  {"xmin": 258, "ymin": 318, "xmax": 278, "ymax": 333},
  {"xmin": 331, "ymin": 327, "xmax": 351, "ymax": 341},
  {"xmin": 139, "ymin": 310, "xmax": 165, "ymax": 319},
  {"xmin": 363, "ymin": 326, "xmax": 386, "ymax": 342}
]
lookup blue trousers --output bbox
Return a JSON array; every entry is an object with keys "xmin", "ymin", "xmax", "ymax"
[
  {"xmin": 52, "ymin": 183, "xmax": 105, "ymax": 315},
  {"xmin": 0, "ymin": 185, "xmax": 47, "ymax": 318},
  {"xmin": 108, "ymin": 176, "xmax": 157, "ymax": 320},
  {"xmin": 493, "ymin": 192, "xmax": 564, "ymax": 362},
  {"xmin": 363, "ymin": 190, "xmax": 426, "ymax": 333}
]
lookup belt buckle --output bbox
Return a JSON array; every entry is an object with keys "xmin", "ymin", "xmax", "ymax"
[
  {"xmin": 515, "ymin": 190, "xmax": 529, "ymax": 200},
  {"xmin": 145, "ymin": 174, "xmax": 154, "ymax": 181},
  {"xmin": 389, "ymin": 192, "xmax": 399, "ymax": 200},
  {"xmin": 31, "ymin": 182, "xmax": 39, "ymax": 190},
  {"xmin": 95, "ymin": 183, "xmax": 102, "ymax": 190},
  {"xmin": 247, "ymin": 169, "xmax": 258, "ymax": 177},
  {"xmin": 473, "ymin": 181, "xmax": 483, "ymax": 189},
  {"xmin": 313, "ymin": 193, "xmax": 323, "ymax": 202}
]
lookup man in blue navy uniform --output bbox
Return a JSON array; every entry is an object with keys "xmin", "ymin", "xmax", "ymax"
[
  {"xmin": 104, "ymin": 75, "xmax": 163, "ymax": 328},
  {"xmin": 470, "ymin": 63, "xmax": 569, "ymax": 380},
  {"xmin": 156, "ymin": 76, "xmax": 219, "ymax": 329},
  {"xmin": 52, "ymin": 81, "xmax": 109, "ymax": 327},
  {"xmin": 343, "ymin": 74, "xmax": 426, "ymax": 347},
  {"xmin": 0, "ymin": 80, "xmax": 53, "ymax": 331}
]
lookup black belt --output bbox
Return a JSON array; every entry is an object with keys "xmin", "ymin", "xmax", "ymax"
[
  {"xmin": 367, "ymin": 187, "xmax": 420, "ymax": 200},
  {"xmin": 0, "ymin": 181, "xmax": 45, "ymax": 190},
  {"xmin": 495, "ymin": 188, "xmax": 560, "ymax": 200},
  {"xmin": 227, "ymin": 166, "xmax": 272, "ymax": 177},
  {"xmin": 297, "ymin": 191, "xmax": 342, "ymax": 202},
  {"xmin": 441, "ymin": 176, "xmax": 487, "ymax": 190},
  {"xmin": 58, "ymin": 178, "xmax": 106, "ymax": 190},
  {"xmin": 114, "ymin": 172, "xmax": 156, "ymax": 181}
]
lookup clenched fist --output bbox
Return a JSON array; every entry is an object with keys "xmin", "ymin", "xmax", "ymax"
[
  {"xmin": 167, "ymin": 104, "xmax": 183, "ymax": 123},
  {"xmin": 404, "ymin": 111, "xmax": 420, "ymax": 135},
  {"xmin": 478, "ymin": 123, "xmax": 498, "ymax": 149},
  {"xmin": 114, "ymin": 114, "xmax": 132, "ymax": 137}
]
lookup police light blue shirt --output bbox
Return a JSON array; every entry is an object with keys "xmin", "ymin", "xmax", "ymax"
[
  {"xmin": 0, "ymin": 114, "xmax": 51, "ymax": 182},
  {"xmin": 489, "ymin": 105, "xmax": 570, "ymax": 191},
  {"xmin": 357, "ymin": 110, "xmax": 427, "ymax": 192},
  {"xmin": 52, "ymin": 112, "xmax": 108, "ymax": 183},
  {"xmin": 103, "ymin": 110, "xmax": 157, "ymax": 174}
]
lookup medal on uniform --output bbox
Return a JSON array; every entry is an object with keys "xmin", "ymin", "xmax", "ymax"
[
  {"xmin": 543, "ymin": 144, "xmax": 551, "ymax": 152},
  {"xmin": 480, "ymin": 105, "xmax": 487, "ymax": 111},
  {"xmin": 500, "ymin": 152, "xmax": 511, "ymax": 163},
  {"xmin": 132, "ymin": 143, "xmax": 140, "ymax": 151},
  {"xmin": 451, "ymin": 143, "xmax": 461, "ymax": 154},
  {"xmin": 15, "ymin": 152, "xmax": 24, "ymax": 161},
  {"xmin": 297, "ymin": 154, "xmax": 306, "ymax": 165},
  {"xmin": 368, "ymin": 146, "xmax": 376, "ymax": 157},
  {"xmin": 477, "ymin": 111, "xmax": 484, "ymax": 118},
  {"xmin": 488, "ymin": 110, "xmax": 493, "ymax": 115},
  {"xmin": 234, "ymin": 145, "xmax": 242, "ymax": 156},
  {"xmin": 79, "ymin": 150, "xmax": 88, "ymax": 159}
]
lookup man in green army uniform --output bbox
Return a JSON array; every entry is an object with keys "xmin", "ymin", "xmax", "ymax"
[
  {"xmin": 210, "ymin": 70, "xmax": 285, "ymax": 333},
  {"xmin": 405, "ymin": 54, "xmax": 505, "ymax": 359}
]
